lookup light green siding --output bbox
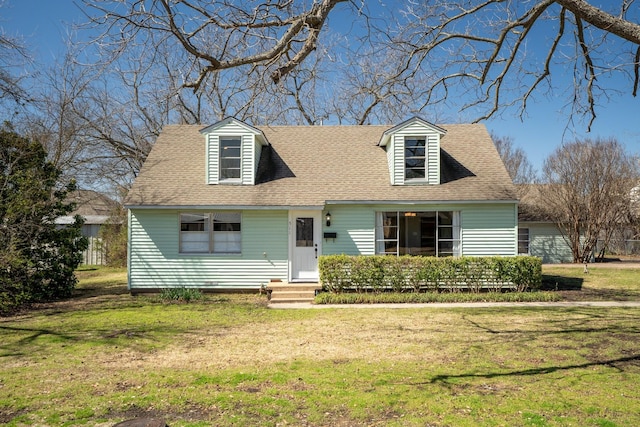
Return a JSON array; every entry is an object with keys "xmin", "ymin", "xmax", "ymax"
[
  {"xmin": 206, "ymin": 134, "xmax": 218, "ymax": 184},
  {"xmin": 129, "ymin": 203, "xmax": 518, "ymax": 290},
  {"xmin": 524, "ymin": 222, "xmax": 574, "ymax": 263},
  {"xmin": 322, "ymin": 205, "xmax": 376, "ymax": 255},
  {"xmin": 128, "ymin": 209, "xmax": 288, "ymax": 290},
  {"xmin": 461, "ymin": 205, "xmax": 517, "ymax": 256},
  {"xmin": 322, "ymin": 203, "xmax": 517, "ymax": 257}
]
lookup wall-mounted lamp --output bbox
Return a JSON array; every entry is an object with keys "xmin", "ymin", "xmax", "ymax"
[{"xmin": 325, "ymin": 212, "xmax": 331, "ymax": 227}]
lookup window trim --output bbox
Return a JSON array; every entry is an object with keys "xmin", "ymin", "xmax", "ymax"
[
  {"xmin": 518, "ymin": 227, "xmax": 530, "ymax": 255},
  {"xmin": 375, "ymin": 211, "xmax": 461, "ymax": 257},
  {"xmin": 404, "ymin": 136, "xmax": 427, "ymax": 182},
  {"xmin": 179, "ymin": 212, "xmax": 242, "ymax": 255},
  {"xmin": 219, "ymin": 136, "xmax": 242, "ymax": 183}
]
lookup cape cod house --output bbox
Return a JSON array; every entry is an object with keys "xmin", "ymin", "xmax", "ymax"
[{"xmin": 124, "ymin": 117, "xmax": 519, "ymax": 291}]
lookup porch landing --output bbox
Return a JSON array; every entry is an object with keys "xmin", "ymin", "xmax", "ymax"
[{"xmin": 267, "ymin": 281, "xmax": 321, "ymax": 304}]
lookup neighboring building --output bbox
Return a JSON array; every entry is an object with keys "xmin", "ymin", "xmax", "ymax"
[
  {"xmin": 124, "ymin": 117, "xmax": 519, "ymax": 291},
  {"xmin": 56, "ymin": 190, "xmax": 117, "ymax": 265},
  {"xmin": 517, "ymin": 185, "xmax": 574, "ymax": 263}
]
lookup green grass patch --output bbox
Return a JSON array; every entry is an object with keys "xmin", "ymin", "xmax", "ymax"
[
  {"xmin": 543, "ymin": 265, "xmax": 640, "ymax": 301},
  {"xmin": 0, "ymin": 266, "xmax": 639, "ymax": 426}
]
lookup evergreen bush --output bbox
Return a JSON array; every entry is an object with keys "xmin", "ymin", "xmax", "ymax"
[{"xmin": 319, "ymin": 255, "xmax": 542, "ymax": 294}]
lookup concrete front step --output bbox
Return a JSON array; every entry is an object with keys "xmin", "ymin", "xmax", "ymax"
[{"xmin": 267, "ymin": 282, "xmax": 320, "ymax": 304}]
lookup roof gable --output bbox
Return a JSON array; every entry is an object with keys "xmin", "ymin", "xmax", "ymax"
[
  {"xmin": 378, "ymin": 116, "xmax": 447, "ymax": 147},
  {"xmin": 199, "ymin": 117, "xmax": 269, "ymax": 146}
]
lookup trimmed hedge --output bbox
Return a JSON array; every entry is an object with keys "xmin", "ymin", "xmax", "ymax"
[
  {"xmin": 319, "ymin": 255, "xmax": 542, "ymax": 293},
  {"xmin": 314, "ymin": 290, "xmax": 560, "ymax": 304}
]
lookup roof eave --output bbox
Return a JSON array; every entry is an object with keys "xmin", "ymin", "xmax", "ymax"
[
  {"xmin": 199, "ymin": 116, "xmax": 269, "ymax": 146},
  {"xmin": 378, "ymin": 116, "xmax": 447, "ymax": 146}
]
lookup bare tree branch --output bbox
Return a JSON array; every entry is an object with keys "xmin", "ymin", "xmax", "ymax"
[
  {"xmin": 555, "ymin": 0, "xmax": 640, "ymax": 44},
  {"xmin": 83, "ymin": 0, "xmax": 346, "ymax": 90}
]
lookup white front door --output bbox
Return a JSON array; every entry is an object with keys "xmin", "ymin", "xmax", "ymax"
[{"xmin": 290, "ymin": 211, "xmax": 322, "ymax": 282}]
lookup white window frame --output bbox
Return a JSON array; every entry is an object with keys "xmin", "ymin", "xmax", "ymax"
[
  {"xmin": 375, "ymin": 211, "xmax": 460, "ymax": 257},
  {"xmin": 179, "ymin": 212, "xmax": 242, "ymax": 254},
  {"xmin": 219, "ymin": 136, "xmax": 242, "ymax": 182},
  {"xmin": 404, "ymin": 136, "xmax": 427, "ymax": 182}
]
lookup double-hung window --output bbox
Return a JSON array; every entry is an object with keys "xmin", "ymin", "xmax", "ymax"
[
  {"xmin": 518, "ymin": 227, "xmax": 530, "ymax": 255},
  {"xmin": 180, "ymin": 212, "xmax": 241, "ymax": 254},
  {"xmin": 219, "ymin": 136, "xmax": 242, "ymax": 181},
  {"xmin": 375, "ymin": 211, "xmax": 460, "ymax": 257},
  {"xmin": 404, "ymin": 137, "xmax": 426, "ymax": 181}
]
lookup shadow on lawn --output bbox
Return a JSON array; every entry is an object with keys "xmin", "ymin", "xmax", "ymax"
[
  {"xmin": 541, "ymin": 274, "xmax": 584, "ymax": 291},
  {"xmin": 0, "ymin": 321, "xmax": 181, "ymax": 358},
  {"xmin": 425, "ymin": 354, "xmax": 640, "ymax": 385}
]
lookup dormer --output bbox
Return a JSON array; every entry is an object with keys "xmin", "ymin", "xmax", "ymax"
[
  {"xmin": 378, "ymin": 117, "xmax": 446, "ymax": 185},
  {"xmin": 200, "ymin": 117, "xmax": 269, "ymax": 185}
]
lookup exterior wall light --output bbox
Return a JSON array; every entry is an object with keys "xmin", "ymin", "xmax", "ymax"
[{"xmin": 325, "ymin": 212, "xmax": 331, "ymax": 227}]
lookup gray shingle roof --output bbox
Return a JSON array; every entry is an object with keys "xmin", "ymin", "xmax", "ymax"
[{"xmin": 125, "ymin": 123, "xmax": 517, "ymax": 207}]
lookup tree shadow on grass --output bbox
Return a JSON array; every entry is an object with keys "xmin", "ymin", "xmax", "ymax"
[
  {"xmin": 0, "ymin": 325, "xmax": 76, "ymax": 356},
  {"xmin": 541, "ymin": 274, "xmax": 583, "ymax": 291},
  {"xmin": 423, "ymin": 354, "xmax": 640, "ymax": 386}
]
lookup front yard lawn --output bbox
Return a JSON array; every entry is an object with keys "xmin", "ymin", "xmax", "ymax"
[{"xmin": 0, "ymin": 265, "xmax": 638, "ymax": 426}]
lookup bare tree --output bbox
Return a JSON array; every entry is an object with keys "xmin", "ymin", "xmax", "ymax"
[
  {"xmin": 543, "ymin": 138, "xmax": 640, "ymax": 263},
  {"xmin": 79, "ymin": 1, "xmax": 640, "ymax": 130},
  {"xmin": 492, "ymin": 134, "xmax": 537, "ymax": 184},
  {"xmin": 15, "ymin": 1, "xmax": 640, "ymax": 194},
  {"xmin": 24, "ymin": 37, "xmax": 317, "ymax": 191},
  {"xmin": 81, "ymin": 0, "xmax": 347, "ymax": 89},
  {"xmin": 0, "ymin": 26, "xmax": 29, "ymax": 108},
  {"xmin": 390, "ymin": 1, "xmax": 640, "ymax": 128}
]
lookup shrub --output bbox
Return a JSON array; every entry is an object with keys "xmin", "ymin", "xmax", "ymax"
[
  {"xmin": 314, "ymin": 290, "xmax": 560, "ymax": 304},
  {"xmin": 319, "ymin": 255, "xmax": 542, "ymax": 294},
  {"xmin": 159, "ymin": 287, "xmax": 204, "ymax": 303},
  {"xmin": 0, "ymin": 127, "xmax": 87, "ymax": 315}
]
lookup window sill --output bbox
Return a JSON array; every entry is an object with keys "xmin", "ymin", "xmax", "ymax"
[{"xmin": 217, "ymin": 179, "xmax": 244, "ymax": 185}]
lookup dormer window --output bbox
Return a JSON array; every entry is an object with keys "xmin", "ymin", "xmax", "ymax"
[
  {"xmin": 219, "ymin": 136, "xmax": 242, "ymax": 181},
  {"xmin": 404, "ymin": 137, "xmax": 426, "ymax": 181},
  {"xmin": 378, "ymin": 117, "xmax": 445, "ymax": 186},
  {"xmin": 201, "ymin": 117, "xmax": 269, "ymax": 186}
]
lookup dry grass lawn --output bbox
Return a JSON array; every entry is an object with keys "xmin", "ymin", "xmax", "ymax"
[{"xmin": 1, "ymin": 265, "xmax": 639, "ymax": 426}]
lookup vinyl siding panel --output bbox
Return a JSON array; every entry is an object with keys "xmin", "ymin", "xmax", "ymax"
[
  {"xmin": 241, "ymin": 134, "xmax": 254, "ymax": 185},
  {"xmin": 461, "ymin": 205, "xmax": 517, "ymax": 256},
  {"xmin": 322, "ymin": 205, "xmax": 376, "ymax": 255},
  {"xmin": 128, "ymin": 209, "xmax": 288, "ymax": 289},
  {"xmin": 206, "ymin": 134, "xmax": 218, "ymax": 184},
  {"xmin": 392, "ymin": 134, "xmax": 405, "ymax": 185},
  {"xmin": 427, "ymin": 133, "xmax": 439, "ymax": 184},
  {"xmin": 525, "ymin": 222, "xmax": 574, "ymax": 263}
]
